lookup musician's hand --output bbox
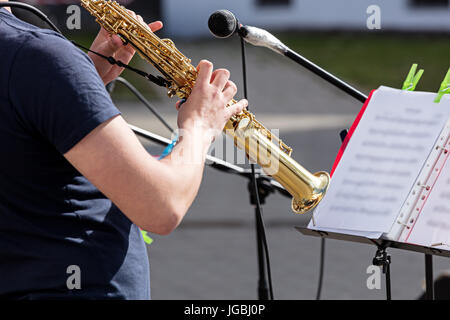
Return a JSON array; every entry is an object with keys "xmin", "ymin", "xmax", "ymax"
[
  {"xmin": 88, "ymin": 11, "xmax": 163, "ymax": 85},
  {"xmin": 176, "ymin": 60, "xmax": 248, "ymax": 142}
]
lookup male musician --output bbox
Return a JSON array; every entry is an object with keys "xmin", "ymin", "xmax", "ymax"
[{"xmin": 0, "ymin": 1, "xmax": 247, "ymax": 299}]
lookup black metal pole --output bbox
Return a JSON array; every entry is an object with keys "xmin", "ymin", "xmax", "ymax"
[
  {"xmin": 385, "ymin": 261, "xmax": 392, "ymax": 300},
  {"xmin": 255, "ymin": 206, "xmax": 269, "ymax": 300},
  {"xmin": 373, "ymin": 247, "xmax": 392, "ymax": 301},
  {"xmin": 315, "ymin": 238, "xmax": 325, "ymax": 300},
  {"xmin": 284, "ymin": 49, "xmax": 368, "ymax": 104},
  {"xmin": 240, "ymin": 36, "xmax": 272, "ymax": 300},
  {"xmin": 425, "ymin": 254, "xmax": 434, "ymax": 300},
  {"xmin": 240, "ymin": 37, "xmax": 249, "ymax": 102}
]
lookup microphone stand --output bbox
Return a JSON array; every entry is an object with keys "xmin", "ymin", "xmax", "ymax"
[{"xmin": 239, "ymin": 36, "xmax": 274, "ymax": 300}]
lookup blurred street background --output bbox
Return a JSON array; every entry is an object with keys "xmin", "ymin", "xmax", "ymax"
[{"xmin": 11, "ymin": 0, "xmax": 450, "ymax": 299}]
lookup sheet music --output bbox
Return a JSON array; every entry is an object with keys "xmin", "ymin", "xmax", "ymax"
[
  {"xmin": 309, "ymin": 86, "xmax": 450, "ymax": 236},
  {"xmin": 393, "ymin": 119, "xmax": 450, "ymax": 242},
  {"xmin": 406, "ymin": 140, "xmax": 450, "ymax": 250}
]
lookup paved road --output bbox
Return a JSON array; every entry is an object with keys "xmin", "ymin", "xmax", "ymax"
[{"xmin": 112, "ymin": 39, "xmax": 450, "ymax": 300}]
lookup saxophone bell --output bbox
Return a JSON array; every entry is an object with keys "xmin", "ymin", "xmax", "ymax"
[{"xmin": 225, "ymin": 110, "xmax": 329, "ymax": 214}]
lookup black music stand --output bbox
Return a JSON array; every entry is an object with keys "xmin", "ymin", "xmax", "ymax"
[{"xmin": 295, "ymin": 225, "xmax": 448, "ymax": 300}]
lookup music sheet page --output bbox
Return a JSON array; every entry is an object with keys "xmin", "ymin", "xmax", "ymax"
[
  {"xmin": 407, "ymin": 151, "xmax": 450, "ymax": 250},
  {"xmin": 309, "ymin": 86, "xmax": 450, "ymax": 235}
]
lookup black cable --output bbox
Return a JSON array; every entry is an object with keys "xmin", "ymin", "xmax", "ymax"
[
  {"xmin": 110, "ymin": 77, "xmax": 174, "ymax": 133},
  {"xmin": 73, "ymin": 41, "xmax": 169, "ymax": 88},
  {"xmin": 316, "ymin": 238, "xmax": 325, "ymax": 300},
  {"xmin": 240, "ymin": 36, "xmax": 274, "ymax": 300},
  {"xmin": 314, "ymin": 129, "xmax": 347, "ymax": 299}
]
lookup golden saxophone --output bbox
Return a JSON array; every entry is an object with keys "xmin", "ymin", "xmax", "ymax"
[{"xmin": 81, "ymin": 0, "xmax": 330, "ymax": 214}]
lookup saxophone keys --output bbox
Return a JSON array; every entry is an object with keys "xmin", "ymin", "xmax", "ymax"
[
  {"xmin": 162, "ymin": 39, "xmax": 175, "ymax": 49},
  {"xmin": 167, "ymin": 89, "xmax": 177, "ymax": 98}
]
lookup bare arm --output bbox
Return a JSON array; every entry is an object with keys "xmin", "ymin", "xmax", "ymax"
[{"xmin": 64, "ymin": 60, "xmax": 247, "ymax": 235}]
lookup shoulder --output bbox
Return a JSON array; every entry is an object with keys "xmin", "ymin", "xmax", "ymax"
[
  {"xmin": 1, "ymin": 10, "xmax": 88, "ymax": 64},
  {"xmin": 1, "ymin": 12, "xmax": 94, "ymax": 81},
  {"xmin": 9, "ymin": 29, "xmax": 104, "ymax": 96},
  {"xmin": 14, "ymin": 32, "xmax": 93, "ymax": 71},
  {"xmin": 7, "ymin": 22, "xmax": 108, "ymax": 108},
  {"xmin": 0, "ymin": 11, "xmax": 93, "ymax": 74}
]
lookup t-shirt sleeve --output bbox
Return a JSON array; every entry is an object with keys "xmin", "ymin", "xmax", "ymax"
[{"xmin": 9, "ymin": 33, "xmax": 121, "ymax": 154}]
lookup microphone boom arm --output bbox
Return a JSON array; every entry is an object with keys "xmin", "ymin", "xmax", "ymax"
[{"xmin": 239, "ymin": 25, "xmax": 368, "ymax": 103}]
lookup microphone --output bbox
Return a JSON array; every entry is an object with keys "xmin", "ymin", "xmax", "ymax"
[
  {"xmin": 207, "ymin": 9, "xmax": 368, "ymax": 103},
  {"xmin": 208, "ymin": 9, "xmax": 239, "ymax": 38},
  {"xmin": 208, "ymin": 10, "xmax": 288, "ymax": 55}
]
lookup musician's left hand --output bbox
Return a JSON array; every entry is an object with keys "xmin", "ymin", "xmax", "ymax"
[{"xmin": 88, "ymin": 11, "xmax": 163, "ymax": 85}]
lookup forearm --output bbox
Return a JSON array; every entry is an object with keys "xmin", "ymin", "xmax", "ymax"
[
  {"xmin": 65, "ymin": 116, "xmax": 208, "ymax": 235},
  {"xmin": 158, "ymin": 128, "xmax": 212, "ymax": 222},
  {"xmin": 106, "ymin": 126, "xmax": 212, "ymax": 235},
  {"xmin": 115, "ymin": 127, "xmax": 212, "ymax": 234}
]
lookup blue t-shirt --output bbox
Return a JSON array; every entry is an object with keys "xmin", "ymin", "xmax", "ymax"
[{"xmin": 0, "ymin": 9, "xmax": 150, "ymax": 299}]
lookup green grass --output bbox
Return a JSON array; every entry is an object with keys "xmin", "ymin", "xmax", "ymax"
[{"xmin": 277, "ymin": 32, "xmax": 450, "ymax": 93}]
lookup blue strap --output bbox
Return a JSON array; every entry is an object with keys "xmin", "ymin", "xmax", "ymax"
[
  {"xmin": 158, "ymin": 99, "xmax": 185, "ymax": 160},
  {"xmin": 159, "ymin": 133, "xmax": 178, "ymax": 160}
]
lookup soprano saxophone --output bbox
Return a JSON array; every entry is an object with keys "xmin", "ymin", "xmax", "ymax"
[{"xmin": 81, "ymin": 0, "xmax": 330, "ymax": 214}]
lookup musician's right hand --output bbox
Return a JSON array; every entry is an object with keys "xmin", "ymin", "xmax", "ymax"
[{"xmin": 176, "ymin": 60, "xmax": 248, "ymax": 142}]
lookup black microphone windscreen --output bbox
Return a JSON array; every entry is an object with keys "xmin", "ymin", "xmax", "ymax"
[{"xmin": 208, "ymin": 10, "xmax": 238, "ymax": 38}]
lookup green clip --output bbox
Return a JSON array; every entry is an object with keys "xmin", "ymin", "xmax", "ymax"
[
  {"xmin": 402, "ymin": 64, "xmax": 424, "ymax": 91},
  {"xmin": 141, "ymin": 230, "xmax": 154, "ymax": 245},
  {"xmin": 434, "ymin": 68, "xmax": 450, "ymax": 103}
]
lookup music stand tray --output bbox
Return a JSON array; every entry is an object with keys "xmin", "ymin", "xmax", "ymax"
[
  {"xmin": 295, "ymin": 224, "xmax": 450, "ymax": 300},
  {"xmin": 295, "ymin": 225, "xmax": 450, "ymax": 258}
]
